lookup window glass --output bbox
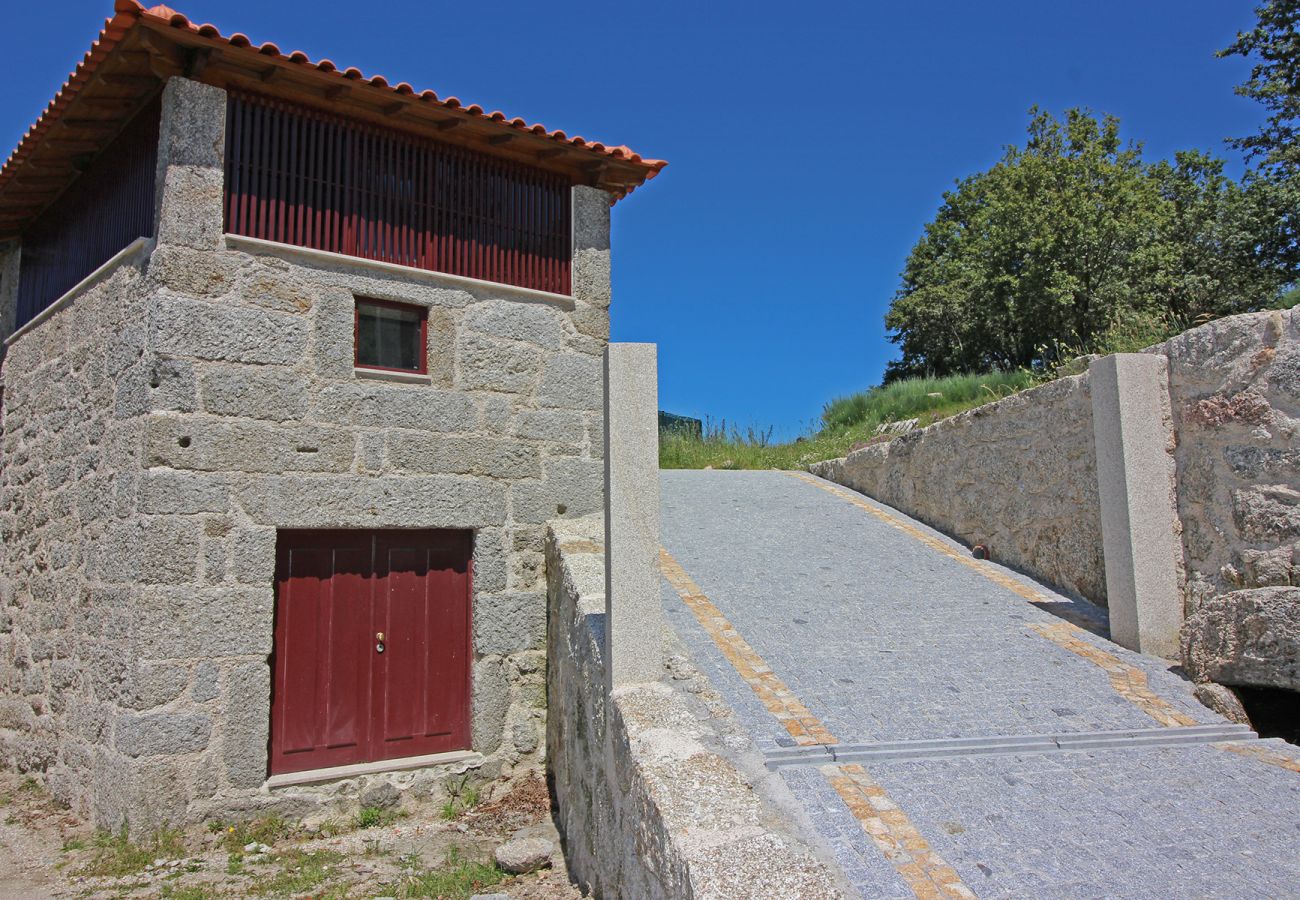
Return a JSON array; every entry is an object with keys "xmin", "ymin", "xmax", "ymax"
[{"xmin": 356, "ymin": 300, "xmax": 425, "ymax": 372}]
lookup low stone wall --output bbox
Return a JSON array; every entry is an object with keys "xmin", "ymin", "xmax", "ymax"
[
  {"xmin": 812, "ymin": 306, "xmax": 1300, "ymax": 692},
  {"xmin": 813, "ymin": 373, "xmax": 1106, "ymax": 604},
  {"xmin": 545, "ymin": 516, "xmax": 844, "ymax": 899}
]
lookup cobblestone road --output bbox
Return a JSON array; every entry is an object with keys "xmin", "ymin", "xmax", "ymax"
[{"xmin": 659, "ymin": 469, "xmax": 1300, "ymax": 899}]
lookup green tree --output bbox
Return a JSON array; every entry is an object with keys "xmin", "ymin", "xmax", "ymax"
[
  {"xmin": 884, "ymin": 109, "xmax": 1292, "ymax": 380},
  {"xmin": 1220, "ymin": 0, "xmax": 1300, "ymax": 271},
  {"xmin": 1220, "ymin": 0, "xmax": 1300, "ymax": 172}
]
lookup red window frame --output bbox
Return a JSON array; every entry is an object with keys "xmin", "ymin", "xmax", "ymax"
[{"xmin": 353, "ymin": 297, "xmax": 429, "ymax": 375}]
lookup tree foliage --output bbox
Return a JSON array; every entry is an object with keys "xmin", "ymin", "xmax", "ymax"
[
  {"xmin": 1220, "ymin": 0, "xmax": 1300, "ymax": 271},
  {"xmin": 1221, "ymin": 0, "xmax": 1300, "ymax": 172},
  {"xmin": 884, "ymin": 109, "xmax": 1295, "ymax": 380}
]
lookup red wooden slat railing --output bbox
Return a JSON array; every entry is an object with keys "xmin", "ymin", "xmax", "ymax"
[{"xmin": 224, "ymin": 92, "xmax": 572, "ymax": 295}]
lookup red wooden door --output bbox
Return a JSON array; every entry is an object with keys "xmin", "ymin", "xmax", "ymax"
[{"xmin": 270, "ymin": 530, "xmax": 472, "ymax": 776}]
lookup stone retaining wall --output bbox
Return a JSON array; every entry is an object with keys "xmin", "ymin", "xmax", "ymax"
[
  {"xmin": 1154, "ymin": 307, "xmax": 1300, "ymax": 690},
  {"xmin": 813, "ymin": 306, "xmax": 1300, "ymax": 692},
  {"xmin": 812, "ymin": 373, "xmax": 1106, "ymax": 604},
  {"xmin": 545, "ymin": 515, "xmax": 845, "ymax": 899}
]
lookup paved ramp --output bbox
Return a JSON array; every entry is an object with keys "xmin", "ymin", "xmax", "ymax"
[{"xmin": 659, "ymin": 470, "xmax": 1300, "ymax": 899}]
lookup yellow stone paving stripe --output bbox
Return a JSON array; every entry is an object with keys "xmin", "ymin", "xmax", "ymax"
[
  {"xmin": 1027, "ymin": 622, "xmax": 1198, "ymax": 727},
  {"xmin": 1217, "ymin": 741, "xmax": 1300, "ymax": 774},
  {"xmin": 824, "ymin": 765, "xmax": 978, "ymax": 899},
  {"xmin": 659, "ymin": 547, "xmax": 978, "ymax": 898},
  {"xmin": 785, "ymin": 471, "xmax": 1054, "ymax": 605},
  {"xmin": 659, "ymin": 548, "xmax": 837, "ymax": 747}
]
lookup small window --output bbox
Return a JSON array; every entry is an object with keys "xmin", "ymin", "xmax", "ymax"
[{"xmin": 355, "ymin": 298, "xmax": 427, "ymax": 374}]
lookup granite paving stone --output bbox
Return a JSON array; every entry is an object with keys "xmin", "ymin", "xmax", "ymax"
[{"xmin": 660, "ymin": 469, "xmax": 1300, "ymax": 898}]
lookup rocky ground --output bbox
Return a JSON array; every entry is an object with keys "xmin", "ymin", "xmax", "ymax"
[{"xmin": 0, "ymin": 770, "xmax": 582, "ymax": 899}]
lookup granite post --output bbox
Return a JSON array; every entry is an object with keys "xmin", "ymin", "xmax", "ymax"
[
  {"xmin": 1090, "ymin": 353, "xmax": 1184, "ymax": 657},
  {"xmin": 603, "ymin": 342, "xmax": 663, "ymax": 688}
]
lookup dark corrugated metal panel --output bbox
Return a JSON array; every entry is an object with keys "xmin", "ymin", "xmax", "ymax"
[{"xmin": 15, "ymin": 98, "xmax": 160, "ymax": 329}]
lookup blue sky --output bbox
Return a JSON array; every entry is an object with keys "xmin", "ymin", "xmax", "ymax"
[{"xmin": 0, "ymin": 1, "xmax": 1269, "ymax": 436}]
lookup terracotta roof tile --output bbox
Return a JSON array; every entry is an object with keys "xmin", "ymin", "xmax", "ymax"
[{"xmin": 0, "ymin": 0, "xmax": 664, "ymax": 200}]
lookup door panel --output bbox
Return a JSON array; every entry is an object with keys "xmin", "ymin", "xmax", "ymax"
[
  {"xmin": 269, "ymin": 529, "xmax": 472, "ymax": 777},
  {"xmin": 372, "ymin": 534, "xmax": 472, "ymax": 757}
]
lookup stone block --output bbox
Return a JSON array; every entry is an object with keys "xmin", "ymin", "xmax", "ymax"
[
  {"xmin": 510, "ymin": 456, "xmax": 603, "ymax": 524},
  {"xmin": 155, "ymin": 78, "xmax": 227, "ymax": 250},
  {"xmin": 150, "ymin": 296, "xmax": 308, "ymax": 365},
  {"xmin": 475, "ymin": 592, "xmax": 546, "ymax": 656},
  {"xmin": 472, "ymin": 529, "xmax": 508, "ymax": 594},
  {"xmin": 1231, "ymin": 485, "xmax": 1300, "ymax": 542},
  {"xmin": 310, "ymin": 382, "xmax": 478, "ymax": 432},
  {"xmin": 427, "ymin": 307, "xmax": 455, "ymax": 387},
  {"xmin": 571, "ymin": 186, "xmax": 611, "ymax": 309},
  {"xmin": 120, "ymin": 661, "xmax": 190, "ymax": 711},
  {"xmin": 147, "ymin": 247, "xmax": 239, "ymax": 298},
  {"xmin": 471, "ymin": 657, "xmax": 510, "ymax": 756},
  {"xmin": 222, "ymin": 661, "xmax": 271, "ymax": 788},
  {"xmin": 147, "ymin": 357, "xmax": 197, "ymax": 412},
  {"xmin": 517, "ymin": 409, "xmax": 585, "ymax": 445},
  {"xmin": 387, "ymin": 432, "xmax": 541, "ymax": 479},
  {"xmin": 464, "ymin": 299, "xmax": 566, "ymax": 350},
  {"xmin": 538, "ymin": 353, "xmax": 602, "ymax": 410},
  {"xmin": 143, "ymin": 518, "xmax": 202, "ymax": 584},
  {"xmin": 200, "ymin": 366, "xmax": 309, "ymax": 421},
  {"xmin": 191, "ymin": 661, "xmax": 220, "ymax": 703},
  {"xmin": 133, "ymin": 586, "xmax": 274, "ymax": 659},
  {"xmin": 92, "ymin": 752, "xmax": 189, "ymax": 830},
  {"xmin": 139, "ymin": 471, "xmax": 229, "ymax": 514},
  {"xmin": 1181, "ymin": 587, "xmax": 1300, "ymax": 690},
  {"xmin": 115, "ymin": 711, "xmax": 212, "ymax": 757},
  {"xmin": 236, "ymin": 475, "xmax": 507, "ymax": 528},
  {"xmin": 145, "ymin": 416, "xmax": 355, "ymax": 473},
  {"xmin": 231, "ymin": 527, "xmax": 276, "ymax": 584},
  {"xmin": 237, "ymin": 266, "xmax": 320, "ymax": 313},
  {"xmin": 457, "ymin": 333, "xmax": 543, "ymax": 393}
]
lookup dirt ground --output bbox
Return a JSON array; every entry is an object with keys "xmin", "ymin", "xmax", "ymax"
[{"xmin": 0, "ymin": 770, "xmax": 583, "ymax": 899}]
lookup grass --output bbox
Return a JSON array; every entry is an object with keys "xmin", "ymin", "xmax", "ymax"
[
  {"xmin": 440, "ymin": 775, "xmax": 482, "ymax": 820},
  {"xmin": 159, "ymin": 885, "xmax": 220, "ymax": 900},
  {"xmin": 821, "ymin": 370, "xmax": 1037, "ymax": 431},
  {"xmin": 660, "ymin": 370, "xmax": 1038, "ymax": 471},
  {"xmin": 355, "ymin": 805, "xmax": 403, "ymax": 829},
  {"xmin": 210, "ymin": 814, "xmax": 296, "ymax": 854},
  {"xmin": 79, "ymin": 823, "xmax": 188, "ymax": 877},
  {"xmin": 380, "ymin": 847, "xmax": 505, "ymax": 900},
  {"xmin": 247, "ymin": 848, "xmax": 345, "ymax": 896}
]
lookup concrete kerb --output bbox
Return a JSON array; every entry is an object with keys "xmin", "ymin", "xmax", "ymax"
[
  {"xmin": 603, "ymin": 342, "xmax": 665, "ymax": 690},
  {"xmin": 1089, "ymin": 353, "xmax": 1185, "ymax": 658}
]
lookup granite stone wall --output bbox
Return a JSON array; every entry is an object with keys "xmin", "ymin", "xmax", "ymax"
[
  {"xmin": 545, "ymin": 516, "xmax": 845, "ymax": 899},
  {"xmin": 812, "ymin": 306, "xmax": 1300, "ymax": 693},
  {"xmin": 812, "ymin": 373, "xmax": 1106, "ymax": 604},
  {"xmin": 1155, "ymin": 307, "xmax": 1300, "ymax": 690},
  {"xmin": 0, "ymin": 261, "xmax": 157, "ymax": 825},
  {"xmin": 0, "ymin": 76, "xmax": 614, "ymax": 827}
]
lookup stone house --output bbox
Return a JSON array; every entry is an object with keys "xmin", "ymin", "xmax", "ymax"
[{"xmin": 0, "ymin": 1, "xmax": 663, "ymax": 827}]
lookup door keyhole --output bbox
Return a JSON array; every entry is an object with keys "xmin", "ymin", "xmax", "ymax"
[{"xmin": 376, "ymin": 632, "xmax": 385, "ymax": 654}]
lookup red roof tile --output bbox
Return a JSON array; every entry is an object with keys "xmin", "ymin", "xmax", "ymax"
[{"xmin": 0, "ymin": 0, "xmax": 664, "ymax": 201}]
